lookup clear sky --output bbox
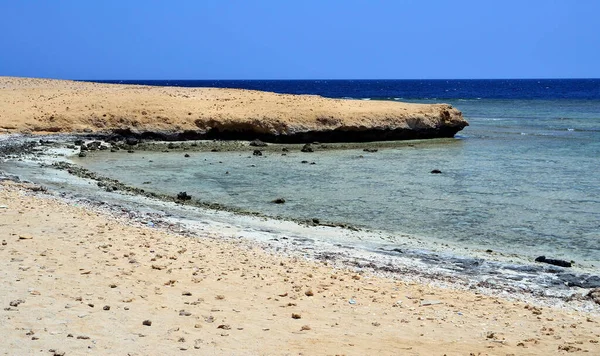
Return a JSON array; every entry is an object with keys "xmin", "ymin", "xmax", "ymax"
[{"xmin": 1, "ymin": 0, "xmax": 598, "ymax": 80}]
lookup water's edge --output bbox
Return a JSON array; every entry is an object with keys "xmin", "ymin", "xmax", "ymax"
[{"xmin": 2, "ymin": 134, "xmax": 600, "ymax": 312}]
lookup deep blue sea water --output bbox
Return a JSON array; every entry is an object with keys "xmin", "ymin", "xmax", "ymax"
[
  {"xmin": 81, "ymin": 79, "xmax": 600, "ymax": 265},
  {"xmin": 94, "ymin": 79, "xmax": 600, "ymax": 100}
]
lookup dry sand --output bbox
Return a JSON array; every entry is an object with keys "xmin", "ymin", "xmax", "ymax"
[
  {"xmin": 1, "ymin": 181, "xmax": 599, "ymax": 355},
  {"xmin": 0, "ymin": 77, "xmax": 466, "ymax": 138}
]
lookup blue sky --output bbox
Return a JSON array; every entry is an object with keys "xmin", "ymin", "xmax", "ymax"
[{"xmin": 0, "ymin": 0, "xmax": 598, "ymax": 79}]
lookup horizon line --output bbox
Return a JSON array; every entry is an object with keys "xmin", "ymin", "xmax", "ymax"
[{"xmin": 79, "ymin": 77, "xmax": 600, "ymax": 81}]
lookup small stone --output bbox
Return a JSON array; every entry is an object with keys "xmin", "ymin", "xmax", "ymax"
[
  {"xmin": 194, "ymin": 339, "xmax": 203, "ymax": 349},
  {"xmin": 109, "ymin": 284, "xmax": 117, "ymax": 288},
  {"xmin": 182, "ymin": 291, "xmax": 192, "ymax": 296},
  {"xmin": 103, "ymin": 305, "xmax": 110, "ymax": 311},
  {"xmin": 420, "ymin": 300, "xmax": 442, "ymax": 307},
  {"xmin": 217, "ymin": 324, "xmax": 231, "ymax": 330},
  {"xmin": 76, "ymin": 335, "xmax": 90, "ymax": 340},
  {"xmin": 301, "ymin": 325, "xmax": 311, "ymax": 331},
  {"xmin": 142, "ymin": 320, "xmax": 152, "ymax": 326},
  {"xmin": 272, "ymin": 198, "xmax": 286, "ymax": 204},
  {"xmin": 249, "ymin": 139, "xmax": 268, "ymax": 147},
  {"xmin": 179, "ymin": 310, "xmax": 192, "ymax": 316},
  {"xmin": 305, "ymin": 290, "xmax": 314, "ymax": 297},
  {"xmin": 292, "ymin": 313, "xmax": 301, "ymax": 319},
  {"xmin": 430, "ymin": 169, "xmax": 442, "ymax": 174},
  {"xmin": 176, "ymin": 192, "xmax": 192, "ymax": 201},
  {"xmin": 184, "ymin": 154, "xmax": 190, "ymax": 158},
  {"xmin": 9, "ymin": 299, "xmax": 24, "ymax": 307},
  {"xmin": 19, "ymin": 235, "xmax": 33, "ymax": 240},
  {"xmin": 301, "ymin": 144, "xmax": 314, "ymax": 153}
]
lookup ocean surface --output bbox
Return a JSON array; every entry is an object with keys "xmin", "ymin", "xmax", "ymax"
[{"xmin": 82, "ymin": 79, "xmax": 600, "ymax": 265}]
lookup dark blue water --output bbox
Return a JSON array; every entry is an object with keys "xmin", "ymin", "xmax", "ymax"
[{"xmin": 91, "ymin": 79, "xmax": 600, "ymax": 100}]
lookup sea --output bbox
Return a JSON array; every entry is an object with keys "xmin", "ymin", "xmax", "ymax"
[{"xmin": 81, "ymin": 79, "xmax": 600, "ymax": 265}]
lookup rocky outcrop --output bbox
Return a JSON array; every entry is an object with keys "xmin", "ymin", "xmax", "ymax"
[{"xmin": 0, "ymin": 77, "xmax": 468, "ymax": 143}]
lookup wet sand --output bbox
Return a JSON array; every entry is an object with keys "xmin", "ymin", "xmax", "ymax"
[{"xmin": 1, "ymin": 181, "xmax": 600, "ymax": 355}]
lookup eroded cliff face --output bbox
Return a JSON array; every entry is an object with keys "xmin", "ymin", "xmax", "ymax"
[{"xmin": 0, "ymin": 77, "xmax": 468, "ymax": 142}]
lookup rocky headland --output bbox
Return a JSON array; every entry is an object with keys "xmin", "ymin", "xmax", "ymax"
[{"xmin": 0, "ymin": 77, "xmax": 467, "ymax": 142}]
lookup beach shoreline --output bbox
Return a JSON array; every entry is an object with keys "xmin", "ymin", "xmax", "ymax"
[
  {"xmin": 2, "ymin": 178, "xmax": 600, "ymax": 354},
  {"xmin": 2, "ymin": 133, "xmax": 600, "ymax": 300}
]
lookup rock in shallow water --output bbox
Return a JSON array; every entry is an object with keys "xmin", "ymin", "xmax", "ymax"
[
  {"xmin": 177, "ymin": 192, "xmax": 192, "ymax": 201},
  {"xmin": 301, "ymin": 144, "xmax": 314, "ymax": 152},
  {"xmin": 535, "ymin": 256, "xmax": 572, "ymax": 268},
  {"xmin": 249, "ymin": 139, "xmax": 268, "ymax": 147}
]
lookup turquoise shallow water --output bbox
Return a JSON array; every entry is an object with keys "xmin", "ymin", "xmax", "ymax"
[{"xmin": 78, "ymin": 98, "xmax": 600, "ymax": 264}]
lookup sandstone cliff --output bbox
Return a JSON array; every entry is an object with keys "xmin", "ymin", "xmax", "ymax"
[{"xmin": 0, "ymin": 77, "xmax": 468, "ymax": 142}]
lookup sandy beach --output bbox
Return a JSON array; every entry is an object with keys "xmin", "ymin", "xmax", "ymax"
[{"xmin": 1, "ymin": 181, "xmax": 600, "ymax": 355}]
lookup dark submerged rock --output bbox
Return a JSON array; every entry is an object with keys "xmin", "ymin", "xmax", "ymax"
[
  {"xmin": 301, "ymin": 144, "xmax": 314, "ymax": 153},
  {"xmin": 587, "ymin": 288, "xmax": 600, "ymax": 305},
  {"xmin": 249, "ymin": 139, "xmax": 268, "ymax": 147},
  {"xmin": 253, "ymin": 150, "xmax": 263, "ymax": 156},
  {"xmin": 557, "ymin": 273, "xmax": 600, "ymax": 288},
  {"xmin": 363, "ymin": 148, "xmax": 378, "ymax": 153},
  {"xmin": 272, "ymin": 198, "xmax": 286, "ymax": 204},
  {"xmin": 430, "ymin": 169, "xmax": 442, "ymax": 174},
  {"xmin": 535, "ymin": 256, "xmax": 572, "ymax": 268},
  {"xmin": 177, "ymin": 192, "xmax": 192, "ymax": 201}
]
